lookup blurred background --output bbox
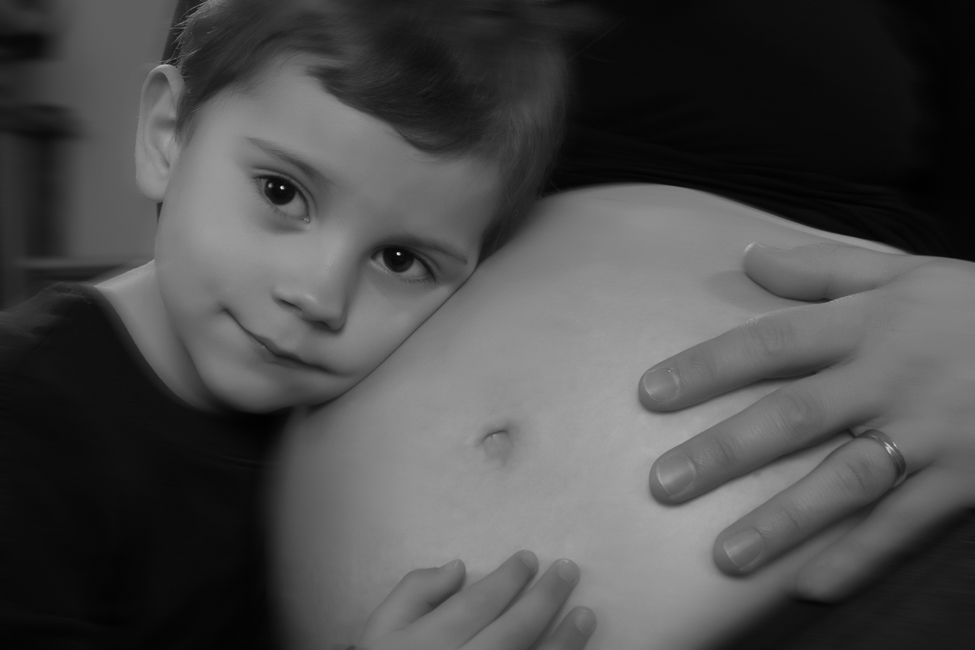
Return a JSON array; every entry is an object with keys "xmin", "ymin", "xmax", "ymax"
[{"xmin": 1, "ymin": 0, "xmax": 179, "ymax": 306}]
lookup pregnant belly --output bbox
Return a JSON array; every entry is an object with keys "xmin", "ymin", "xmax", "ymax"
[{"xmin": 271, "ymin": 185, "xmax": 897, "ymax": 649}]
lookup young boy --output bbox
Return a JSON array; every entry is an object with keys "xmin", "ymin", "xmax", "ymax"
[{"xmin": 0, "ymin": 1, "xmax": 594, "ymax": 647}]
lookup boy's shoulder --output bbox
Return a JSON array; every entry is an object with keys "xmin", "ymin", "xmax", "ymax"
[
  {"xmin": 0, "ymin": 282, "xmax": 155, "ymax": 425},
  {"xmin": 0, "ymin": 283, "xmax": 104, "ymax": 375}
]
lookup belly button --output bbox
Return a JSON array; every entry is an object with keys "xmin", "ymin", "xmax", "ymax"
[{"xmin": 478, "ymin": 430, "xmax": 514, "ymax": 464}]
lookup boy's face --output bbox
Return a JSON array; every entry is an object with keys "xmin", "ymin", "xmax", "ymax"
[{"xmin": 151, "ymin": 59, "xmax": 500, "ymax": 412}]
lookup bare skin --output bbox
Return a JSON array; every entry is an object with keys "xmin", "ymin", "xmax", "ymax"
[{"xmin": 271, "ymin": 185, "xmax": 901, "ymax": 649}]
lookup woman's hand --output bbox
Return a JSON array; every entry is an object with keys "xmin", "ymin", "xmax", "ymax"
[
  {"xmin": 639, "ymin": 241, "xmax": 975, "ymax": 601},
  {"xmin": 355, "ymin": 551, "xmax": 596, "ymax": 650}
]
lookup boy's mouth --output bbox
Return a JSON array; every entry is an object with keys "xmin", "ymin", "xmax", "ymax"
[{"xmin": 234, "ymin": 317, "xmax": 329, "ymax": 372}]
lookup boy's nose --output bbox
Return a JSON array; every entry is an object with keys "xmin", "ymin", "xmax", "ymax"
[
  {"xmin": 273, "ymin": 236, "xmax": 359, "ymax": 331},
  {"xmin": 273, "ymin": 283, "xmax": 349, "ymax": 331}
]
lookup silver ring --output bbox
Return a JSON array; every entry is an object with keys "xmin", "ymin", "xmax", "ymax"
[{"xmin": 859, "ymin": 429, "xmax": 908, "ymax": 488}]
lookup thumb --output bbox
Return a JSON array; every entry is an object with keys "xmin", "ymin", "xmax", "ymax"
[
  {"xmin": 742, "ymin": 241, "xmax": 927, "ymax": 301},
  {"xmin": 358, "ymin": 560, "xmax": 466, "ymax": 645}
]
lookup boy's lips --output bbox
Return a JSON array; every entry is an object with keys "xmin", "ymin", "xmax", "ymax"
[{"xmin": 233, "ymin": 318, "xmax": 330, "ymax": 372}]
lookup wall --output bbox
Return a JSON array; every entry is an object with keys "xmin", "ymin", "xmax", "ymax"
[{"xmin": 25, "ymin": 0, "xmax": 179, "ymax": 259}]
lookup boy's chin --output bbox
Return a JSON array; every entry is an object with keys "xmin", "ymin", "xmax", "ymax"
[{"xmin": 204, "ymin": 372, "xmax": 346, "ymax": 414}]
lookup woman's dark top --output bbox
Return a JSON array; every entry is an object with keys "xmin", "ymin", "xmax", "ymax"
[
  {"xmin": 550, "ymin": 0, "xmax": 975, "ymax": 260},
  {"xmin": 0, "ymin": 285, "xmax": 286, "ymax": 649}
]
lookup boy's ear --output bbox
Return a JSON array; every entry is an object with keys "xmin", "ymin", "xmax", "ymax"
[{"xmin": 136, "ymin": 65, "xmax": 184, "ymax": 202}]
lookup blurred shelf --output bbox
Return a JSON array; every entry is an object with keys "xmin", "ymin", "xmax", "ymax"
[
  {"xmin": 0, "ymin": 103, "xmax": 79, "ymax": 136},
  {"xmin": 1, "ymin": 103, "xmax": 85, "ymax": 307}
]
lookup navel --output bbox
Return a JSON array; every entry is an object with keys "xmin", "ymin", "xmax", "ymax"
[{"xmin": 477, "ymin": 428, "xmax": 514, "ymax": 465}]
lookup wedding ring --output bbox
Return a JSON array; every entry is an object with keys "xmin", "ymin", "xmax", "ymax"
[{"xmin": 859, "ymin": 429, "xmax": 907, "ymax": 488}]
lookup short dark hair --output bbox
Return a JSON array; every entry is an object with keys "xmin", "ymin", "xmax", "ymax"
[{"xmin": 173, "ymin": 0, "xmax": 576, "ymax": 255}]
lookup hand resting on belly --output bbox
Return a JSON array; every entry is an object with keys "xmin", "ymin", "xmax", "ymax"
[{"xmin": 271, "ymin": 185, "xmax": 900, "ymax": 649}]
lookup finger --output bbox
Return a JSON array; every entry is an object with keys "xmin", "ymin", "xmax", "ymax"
[
  {"xmin": 649, "ymin": 366, "xmax": 881, "ymax": 502},
  {"xmin": 409, "ymin": 550, "xmax": 540, "ymax": 648},
  {"xmin": 743, "ymin": 241, "xmax": 928, "ymax": 301},
  {"xmin": 796, "ymin": 469, "xmax": 971, "ymax": 601},
  {"xmin": 534, "ymin": 607, "xmax": 597, "ymax": 650},
  {"xmin": 639, "ymin": 299, "xmax": 862, "ymax": 412},
  {"xmin": 359, "ymin": 559, "xmax": 467, "ymax": 644},
  {"xmin": 464, "ymin": 559, "xmax": 581, "ymax": 650},
  {"xmin": 713, "ymin": 435, "xmax": 906, "ymax": 575}
]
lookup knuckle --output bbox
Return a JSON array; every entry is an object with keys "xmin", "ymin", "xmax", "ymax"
[
  {"xmin": 680, "ymin": 347, "xmax": 722, "ymax": 391},
  {"xmin": 771, "ymin": 387, "xmax": 822, "ymax": 440},
  {"xmin": 698, "ymin": 431, "xmax": 746, "ymax": 472},
  {"xmin": 744, "ymin": 315, "xmax": 796, "ymax": 363},
  {"xmin": 834, "ymin": 445, "xmax": 891, "ymax": 497},
  {"xmin": 772, "ymin": 501, "xmax": 808, "ymax": 540}
]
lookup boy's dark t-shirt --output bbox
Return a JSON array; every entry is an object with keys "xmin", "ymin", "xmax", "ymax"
[{"xmin": 0, "ymin": 284, "xmax": 287, "ymax": 649}]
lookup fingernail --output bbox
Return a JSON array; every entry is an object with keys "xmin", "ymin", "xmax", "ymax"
[
  {"xmin": 721, "ymin": 529, "xmax": 765, "ymax": 571},
  {"xmin": 556, "ymin": 559, "xmax": 579, "ymax": 586},
  {"xmin": 654, "ymin": 455, "xmax": 696, "ymax": 497},
  {"xmin": 574, "ymin": 608, "xmax": 596, "ymax": 635},
  {"xmin": 518, "ymin": 551, "xmax": 539, "ymax": 572},
  {"xmin": 641, "ymin": 367, "xmax": 678, "ymax": 405},
  {"xmin": 439, "ymin": 559, "xmax": 461, "ymax": 572}
]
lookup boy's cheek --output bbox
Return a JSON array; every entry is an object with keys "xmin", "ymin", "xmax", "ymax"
[{"xmin": 343, "ymin": 286, "xmax": 457, "ymax": 361}]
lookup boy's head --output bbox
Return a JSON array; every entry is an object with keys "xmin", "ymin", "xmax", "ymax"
[
  {"xmin": 174, "ymin": 0, "xmax": 571, "ymax": 254},
  {"xmin": 132, "ymin": 0, "xmax": 572, "ymax": 412}
]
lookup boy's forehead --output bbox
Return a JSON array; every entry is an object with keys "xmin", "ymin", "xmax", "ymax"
[
  {"xmin": 240, "ymin": 54, "xmax": 503, "ymax": 179},
  {"xmin": 190, "ymin": 58, "xmax": 504, "ymax": 234}
]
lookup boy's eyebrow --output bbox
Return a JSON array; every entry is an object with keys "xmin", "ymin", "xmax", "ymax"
[
  {"xmin": 391, "ymin": 234, "xmax": 470, "ymax": 266},
  {"xmin": 246, "ymin": 137, "xmax": 328, "ymax": 189}
]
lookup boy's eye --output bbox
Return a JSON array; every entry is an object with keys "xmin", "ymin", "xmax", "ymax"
[
  {"xmin": 263, "ymin": 177, "xmax": 297, "ymax": 205},
  {"xmin": 256, "ymin": 175, "xmax": 309, "ymax": 222},
  {"xmin": 384, "ymin": 248, "xmax": 415, "ymax": 273},
  {"xmin": 375, "ymin": 247, "xmax": 434, "ymax": 283}
]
